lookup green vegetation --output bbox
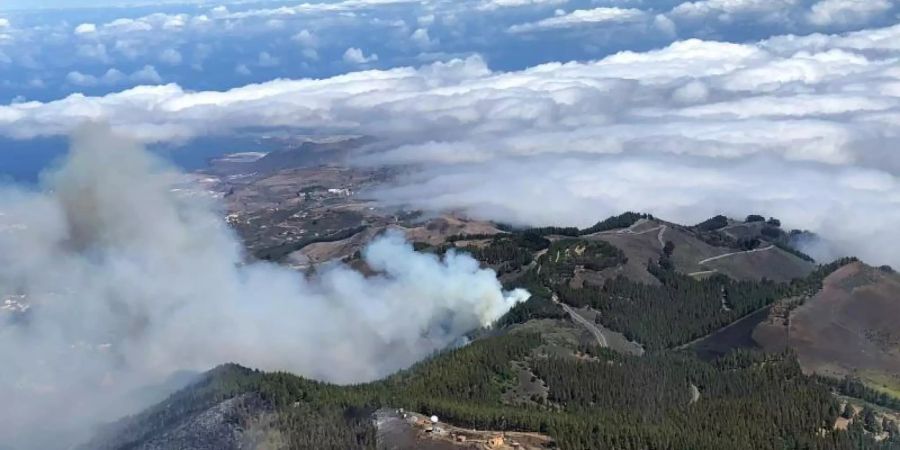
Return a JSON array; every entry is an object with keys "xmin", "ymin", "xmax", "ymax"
[
  {"xmin": 776, "ymin": 241, "xmax": 817, "ymax": 262},
  {"xmin": 102, "ymin": 209, "xmax": 893, "ymax": 450},
  {"xmin": 555, "ymin": 257, "xmax": 857, "ymax": 350},
  {"xmin": 694, "ymin": 214, "xmax": 729, "ymax": 231},
  {"xmin": 496, "ymin": 212, "xmax": 651, "ymax": 237},
  {"xmin": 818, "ymin": 375, "xmax": 900, "ymax": 412},
  {"xmin": 456, "ymin": 232, "xmax": 550, "ymax": 275},
  {"xmin": 580, "ymin": 212, "xmax": 653, "ymax": 235},
  {"xmin": 254, "ymin": 225, "xmax": 367, "ymax": 261},
  {"xmin": 105, "ymin": 332, "xmax": 896, "ymax": 450},
  {"xmin": 537, "ymin": 239, "xmax": 627, "ymax": 285},
  {"xmin": 495, "ymin": 295, "xmax": 566, "ymax": 328}
]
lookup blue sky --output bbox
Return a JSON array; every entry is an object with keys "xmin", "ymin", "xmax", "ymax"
[{"xmin": 1, "ymin": 0, "xmax": 895, "ymax": 104}]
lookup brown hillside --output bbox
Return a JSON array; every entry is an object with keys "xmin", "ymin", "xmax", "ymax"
[{"xmin": 769, "ymin": 262, "xmax": 900, "ymax": 393}]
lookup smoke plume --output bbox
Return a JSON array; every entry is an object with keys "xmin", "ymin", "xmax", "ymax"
[{"xmin": 0, "ymin": 125, "xmax": 528, "ymax": 449}]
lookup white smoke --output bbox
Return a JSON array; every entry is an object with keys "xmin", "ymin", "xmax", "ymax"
[{"xmin": 0, "ymin": 125, "xmax": 528, "ymax": 449}]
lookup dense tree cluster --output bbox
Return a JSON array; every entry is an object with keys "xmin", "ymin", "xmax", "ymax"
[
  {"xmin": 537, "ymin": 239, "xmax": 627, "ymax": 285},
  {"xmin": 108, "ymin": 331, "xmax": 898, "ymax": 450},
  {"xmin": 558, "ymin": 267, "xmax": 788, "ymax": 350},
  {"xmin": 456, "ymin": 233, "xmax": 550, "ymax": 274},
  {"xmin": 818, "ymin": 375, "xmax": 900, "ymax": 411},
  {"xmin": 776, "ymin": 241, "xmax": 817, "ymax": 262},
  {"xmin": 694, "ymin": 215, "xmax": 729, "ymax": 231},
  {"xmin": 495, "ymin": 294, "xmax": 566, "ymax": 328},
  {"xmin": 529, "ymin": 349, "xmax": 868, "ymax": 449},
  {"xmin": 496, "ymin": 212, "xmax": 651, "ymax": 237},
  {"xmin": 97, "ymin": 209, "xmax": 897, "ymax": 450},
  {"xmin": 556, "ymin": 258, "xmax": 857, "ymax": 350}
]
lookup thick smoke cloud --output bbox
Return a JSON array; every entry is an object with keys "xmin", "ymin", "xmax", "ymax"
[{"xmin": 0, "ymin": 126, "xmax": 527, "ymax": 449}]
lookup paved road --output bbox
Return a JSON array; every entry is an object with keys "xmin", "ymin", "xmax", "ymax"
[{"xmin": 554, "ymin": 293, "xmax": 608, "ymax": 348}]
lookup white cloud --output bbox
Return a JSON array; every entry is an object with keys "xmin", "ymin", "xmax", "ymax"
[
  {"xmin": 763, "ymin": 23, "xmax": 900, "ymax": 53},
  {"xmin": 162, "ymin": 14, "xmax": 188, "ymax": 30},
  {"xmin": 653, "ymin": 14, "xmax": 678, "ymax": 36},
  {"xmin": 265, "ymin": 19, "xmax": 285, "ymax": 29},
  {"xmin": 257, "ymin": 51, "xmax": 280, "ymax": 67},
  {"xmin": 671, "ymin": 80, "xmax": 709, "ymax": 104},
  {"xmin": 223, "ymin": 0, "xmax": 420, "ymax": 19},
  {"xmin": 291, "ymin": 29, "xmax": 318, "ymax": 48},
  {"xmin": 670, "ymin": 0, "xmax": 799, "ymax": 20},
  {"xmin": 478, "ymin": 0, "xmax": 567, "ymax": 11},
  {"xmin": 66, "ymin": 66, "xmax": 162, "ymax": 87},
  {"xmin": 159, "ymin": 48, "xmax": 183, "ymax": 66},
  {"xmin": 302, "ymin": 48, "xmax": 320, "ymax": 60},
  {"xmin": 418, "ymin": 14, "xmax": 435, "ymax": 26},
  {"xmin": 411, "ymin": 28, "xmax": 435, "ymax": 48},
  {"xmin": 806, "ymin": 0, "xmax": 893, "ymax": 28},
  {"xmin": 74, "ymin": 23, "xmax": 97, "ymax": 35},
  {"xmin": 131, "ymin": 65, "xmax": 162, "ymax": 84},
  {"xmin": 100, "ymin": 68, "xmax": 126, "ymax": 84},
  {"xmin": 0, "ymin": 18, "xmax": 10, "ymax": 29},
  {"xmin": 4, "ymin": 25, "xmax": 900, "ymax": 266},
  {"xmin": 508, "ymin": 7, "xmax": 646, "ymax": 33},
  {"xmin": 76, "ymin": 43, "xmax": 110, "ymax": 63},
  {"xmin": 106, "ymin": 18, "xmax": 153, "ymax": 33},
  {"xmin": 210, "ymin": 5, "xmax": 229, "ymax": 18},
  {"xmin": 235, "ymin": 63, "xmax": 251, "ymax": 76},
  {"xmin": 65, "ymin": 71, "xmax": 98, "ymax": 87},
  {"xmin": 343, "ymin": 47, "xmax": 379, "ymax": 64}
]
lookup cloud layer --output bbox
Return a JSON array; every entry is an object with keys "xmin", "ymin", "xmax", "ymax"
[
  {"xmin": 0, "ymin": 0, "xmax": 897, "ymax": 104},
  {"xmin": 3, "ymin": 23, "xmax": 900, "ymax": 264}
]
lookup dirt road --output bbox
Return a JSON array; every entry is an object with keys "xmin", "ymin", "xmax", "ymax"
[{"xmin": 698, "ymin": 245, "xmax": 775, "ymax": 265}]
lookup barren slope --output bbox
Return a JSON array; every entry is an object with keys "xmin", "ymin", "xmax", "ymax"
[{"xmin": 763, "ymin": 262, "xmax": 900, "ymax": 394}]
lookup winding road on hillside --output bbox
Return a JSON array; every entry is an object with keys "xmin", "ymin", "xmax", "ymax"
[
  {"xmin": 553, "ymin": 293, "xmax": 608, "ymax": 348},
  {"xmin": 697, "ymin": 245, "xmax": 775, "ymax": 265}
]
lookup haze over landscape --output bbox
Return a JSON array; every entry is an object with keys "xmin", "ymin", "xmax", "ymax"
[{"xmin": 1, "ymin": 0, "xmax": 900, "ymax": 449}]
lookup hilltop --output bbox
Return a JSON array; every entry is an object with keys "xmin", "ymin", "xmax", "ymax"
[{"xmin": 81, "ymin": 212, "xmax": 900, "ymax": 450}]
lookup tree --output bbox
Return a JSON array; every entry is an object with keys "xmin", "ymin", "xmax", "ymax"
[
  {"xmin": 663, "ymin": 241, "xmax": 675, "ymax": 258},
  {"xmin": 746, "ymin": 215, "xmax": 765, "ymax": 223},
  {"xmin": 766, "ymin": 217, "xmax": 781, "ymax": 227},
  {"xmin": 887, "ymin": 420, "xmax": 900, "ymax": 441},
  {"xmin": 862, "ymin": 406, "xmax": 880, "ymax": 433},
  {"xmin": 841, "ymin": 403, "xmax": 855, "ymax": 419},
  {"xmin": 695, "ymin": 215, "xmax": 728, "ymax": 231}
]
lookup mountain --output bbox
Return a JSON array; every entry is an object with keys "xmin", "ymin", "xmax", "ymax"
[
  {"xmin": 756, "ymin": 261, "xmax": 900, "ymax": 399},
  {"xmin": 83, "ymin": 213, "xmax": 900, "ymax": 450}
]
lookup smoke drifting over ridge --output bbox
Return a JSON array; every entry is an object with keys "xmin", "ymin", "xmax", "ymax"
[{"xmin": 0, "ymin": 126, "xmax": 528, "ymax": 448}]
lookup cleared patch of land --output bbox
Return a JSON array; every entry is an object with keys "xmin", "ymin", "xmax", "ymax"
[
  {"xmin": 762, "ymin": 262, "xmax": 900, "ymax": 392},
  {"xmin": 701, "ymin": 246, "xmax": 814, "ymax": 282},
  {"xmin": 375, "ymin": 409, "xmax": 556, "ymax": 450}
]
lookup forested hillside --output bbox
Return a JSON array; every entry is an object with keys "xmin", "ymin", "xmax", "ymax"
[{"xmin": 86, "ymin": 214, "xmax": 900, "ymax": 450}]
